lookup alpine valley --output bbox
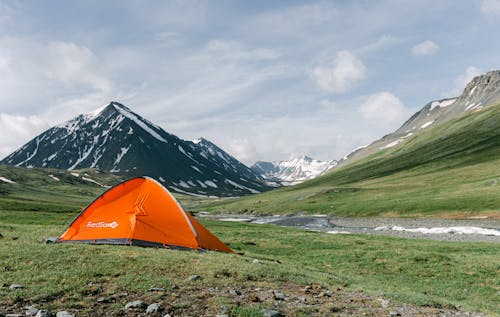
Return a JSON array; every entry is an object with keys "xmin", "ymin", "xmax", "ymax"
[{"xmin": 1, "ymin": 102, "xmax": 270, "ymax": 197}]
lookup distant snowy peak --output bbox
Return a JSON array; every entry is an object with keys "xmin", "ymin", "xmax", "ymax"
[
  {"xmin": 252, "ymin": 156, "xmax": 337, "ymax": 186},
  {"xmin": 1, "ymin": 101, "xmax": 269, "ymax": 197}
]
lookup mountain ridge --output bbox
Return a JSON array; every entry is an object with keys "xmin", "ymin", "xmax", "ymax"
[
  {"xmin": 341, "ymin": 70, "xmax": 500, "ymax": 164},
  {"xmin": 1, "ymin": 102, "xmax": 270, "ymax": 197},
  {"xmin": 251, "ymin": 156, "xmax": 337, "ymax": 186}
]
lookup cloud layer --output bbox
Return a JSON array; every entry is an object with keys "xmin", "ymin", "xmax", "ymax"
[{"xmin": 0, "ymin": 1, "xmax": 499, "ymax": 165}]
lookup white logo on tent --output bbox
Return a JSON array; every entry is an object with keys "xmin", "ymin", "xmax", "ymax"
[{"xmin": 87, "ymin": 221, "xmax": 119, "ymax": 229}]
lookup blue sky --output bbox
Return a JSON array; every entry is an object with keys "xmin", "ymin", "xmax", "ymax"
[{"xmin": 0, "ymin": 0, "xmax": 499, "ymax": 164}]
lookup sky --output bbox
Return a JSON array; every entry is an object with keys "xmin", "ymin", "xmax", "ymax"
[{"xmin": 1, "ymin": 0, "xmax": 500, "ymax": 165}]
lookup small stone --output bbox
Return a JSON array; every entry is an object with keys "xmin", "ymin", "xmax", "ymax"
[
  {"xmin": 252, "ymin": 259, "xmax": 260, "ymax": 264},
  {"xmin": 297, "ymin": 296, "xmax": 307, "ymax": 303},
  {"xmin": 97, "ymin": 296, "xmax": 114, "ymax": 303},
  {"xmin": 187, "ymin": 274, "xmax": 201, "ymax": 281},
  {"xmin": 9, "ymin": 284, "xmax": 25, "ymax": 290},
  {"xmin": 216, "ymin": 315, "xmax": 229, "ymax": 317},
  {"xmin": 229, "ymin": 289, "xmax": 241, "ymax": 296},
  {"xmin": 261, "ymin": 309, "xmax": 284, "ymax": 317},
  {"xmin": 163, "ymin": 314, "xmax": 172, "ymax": 317},
  {"xmin": 272, "ymin": 291, "xmax": 285, "ymax": 300},
  {"xmin": 389, "ymin": 311, "xmax": 401, "ymax": 316},
  {"xmin": 318, "ymin": 291, "xmax": 332, "ymax": 298},
  {"xmin": 125, "ymin": 300, "xmax": 146, "ymax": 309},
  {"xmin": 378, "ymin": 298, "xmax": 390, "ymax": 308},
  {"xmin": 6, "ymin": 314, "xmax": 23, "ymax": 317},
  {"xmin": 25, "ymin": 306, "xmax": 39, "ymax": 316},
  {"xmin": 146, "ymin": 303, "xmax": 162, "ymax": 314},
  {"xmin": 45, "ymin": 237, "xmax": 57, "ymax": 244},
  {"xmin": 148, "ymin": 287, "xmax": 166, "ymax": 292},
  {"xmin": 171, "ymin": 284, "xmax": 179, "ymax": 289},
  {"xmin": 35, "ymin": 311, "xmax": 52, "ymax": 317},
  {"xmin": 56, "ymin": 312, "xmax": 75, "ymax": 317},
  {"xmin": 3, "ymin": 266, "xmax": 13, "ymax": 271}
]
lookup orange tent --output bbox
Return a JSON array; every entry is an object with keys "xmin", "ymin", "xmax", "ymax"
[{"xmin": 56, "ymin": 177, "xmax": 233, "ymax": 253}]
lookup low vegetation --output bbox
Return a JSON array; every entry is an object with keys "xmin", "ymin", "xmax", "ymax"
[{"xmin": 0, "ymin": 213, "xmax": 498, "ymax": 315}]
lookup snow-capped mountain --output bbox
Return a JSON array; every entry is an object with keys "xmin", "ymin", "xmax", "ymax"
[
  {"xmin": 341, "ymin": 70, "xmax": 500, "ymax": 164},
  {"xmin": 1, "ymin": 102, "xmax": 269, "ymax": 197},
  {"xmin": 251, "ymin": 156, "xmax": 337, "ymax": 186}
]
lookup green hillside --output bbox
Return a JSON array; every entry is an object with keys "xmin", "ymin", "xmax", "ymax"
[
  {"xmin": 0, "ymin": 165, "xmax": 125, "ymax": 224},
  {"xmin": 197, "ymin": 104, "xmax": 500, "ymax": 217}
]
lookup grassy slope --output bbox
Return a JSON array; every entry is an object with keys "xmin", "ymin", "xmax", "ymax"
[
  {"xmin": 198, "ymin": 104, "xmax": 500, "ymax": 217},
  {"xmin": 0, "ymin": 165, "xmax": 125, "ymax": 224},
  {"xmin": 0, "ymin": 219, "xmax": 498, "ymax": 315}
]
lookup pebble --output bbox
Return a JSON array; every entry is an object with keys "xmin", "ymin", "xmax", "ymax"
[
  {"xmin": 6, "ymin": 314, "xmax": 23, "ymax": 317},
  {"xmin": 56, "ymin": 312, "xmax": 75, "ymax": 317},
  {"xmin": 146, "ymin": 303, "xmax": 162, "ymax": 314},
  {"xmin": 261, "ymin": 309, "xmax": 284, "ymax": 317},
  {"xmin": 97, "ymin": 296, "xmax": 114, "ymax": 303},
  {"xmin": 252, "ymin": 259, "xmax": 260, "ymax": 264},
  {"xmin": 272, "ymin": 291, "xmax": 285, "ymax": 301},
  {"xmin": 125, "ymin": 300, "xmax": 146, "ymax": 309},
  {"xmin": 35, "ymin": 311, "xmax": 52, "ymax": 317},
  {"xmin": 9, "ymin": 284, "xmax": 25, "ymax": 290},
  {"xmin": 187, "ymin": 274, "xmax": 201, "ymax": 281},
  {"xmin": 389, "ymin": 311, "xmax": 402, "ymax": 316},
  {"xmin": 149, "ymin": 287, "xmax": 167, "ymax": 292},
  {"xmin": 229, "ymin": 289, "xmax": 242, "ymax": 296},
  {"xmin": 25, "ymin": 306, "xmax": 39, "ymax": 316}
]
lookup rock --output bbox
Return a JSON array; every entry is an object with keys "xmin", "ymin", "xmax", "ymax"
[
  {"xmin": 318, "ymin": 291, "xmax": 332, "ymax": 298},
  {"xmin": 5, "ymin": 314, "xmax": 23, "ymax": 317},
  {"xmin": 389, "ymin": 311, "xmax": 401, "ymax": 316},
  {"xmin": 146, "ymin": 303, "xmax": 162, "ymax": 314},
  {"xmin": 261, "ymin": 309, "xmax": 284, "ymax": 317},
  {"xmin": 56, "ymin": 312, "xmax": 75, "ymax": 317},
  {"xmin": 45, "ymin": 237, "xmax": 57, "ymax": 243},
  {"xmin": 163, "ymin": 314, "xmax": 172, "ymax": 317},
  {"xmin": 229, "ymin": 289, "xmax": 241, "ymax": 296},
  {"xmin": 252, "ymin": 259, "xmax": 260, "ymax": 264},
  {"xmin": 3, "ymin": 266, "xmax": 13, "ymax": 271},
  {"xmin": 272, "ymin": 291, "xmax": 285, "ymax": 301},
  {"xmin": 148, "ymin": 287, "xmax": 166, "ymax": 292},
  {"xmin": 97, "ymin": 296, "xmax": 114, "ymax": 303},
  {"xmin": 9, "ymin": 284, "xmax": 25, "ymax": 290},
  {"xmin": 187, "ymin": 274, "xmax": 201, "ymax": 281},
  {"xmin": 35, "ymin": 311, "xmax": 53, "ymax": 317},
  {"xmin": 297, "ymin": 296, "xmax": 307, "ymax": 303},
  {"xmin": 378, "ymin": 298, "xmax": 390, "ymax": 308},
  {"xmin": 125, "ymin": 300, "xmax": 146, "ymax": 309},
  {"xmin": 25, "ymin": 306, "xmax": 39, "ymax": 316},
  {"xmin": 216, "ymin": 315, "xmax": 229, "ymax": 317}
]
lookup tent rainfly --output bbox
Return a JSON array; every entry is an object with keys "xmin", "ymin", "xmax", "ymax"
[{"xmin": 56, "ymin": 177, "xmax": 233, "ymax": 253}]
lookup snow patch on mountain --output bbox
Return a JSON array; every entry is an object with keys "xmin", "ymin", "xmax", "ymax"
[
  {"xmin": 112, "ymin": 103, "xmax": 168, "ymax": 143},
  {"xmin": 0, "ymin": 176, "xmax": 15, "ymax": 184}
]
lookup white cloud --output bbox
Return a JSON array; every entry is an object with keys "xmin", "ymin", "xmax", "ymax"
[
  {"xmin": 411, "ymin": 40, "xmax": 440, "ymax": 55},
  {"xmin": 311, "ymin": 50, "xmax": 367, "ymax": 93},
  {"xmin": 481, "ymin": 0, "xmax": 500, "ymax": 15},
  {"xmin": 359, "ymin": 92, "xmax": 407, "ymax": 125}
]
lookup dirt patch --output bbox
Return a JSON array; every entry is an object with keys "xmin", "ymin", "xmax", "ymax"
[{"xmin": 0, "ymin": 282, "xmax": 486, "ymax": 316}]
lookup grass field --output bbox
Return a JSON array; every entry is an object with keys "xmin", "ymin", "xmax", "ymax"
[{"xmin": 0, "ymin": 212, "xmax": 498, "ymax": 316}]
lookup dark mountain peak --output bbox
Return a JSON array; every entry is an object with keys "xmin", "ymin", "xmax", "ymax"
[{"xmin": 1, "ymin": 102, "xmax": 269, "ymax": 196}]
